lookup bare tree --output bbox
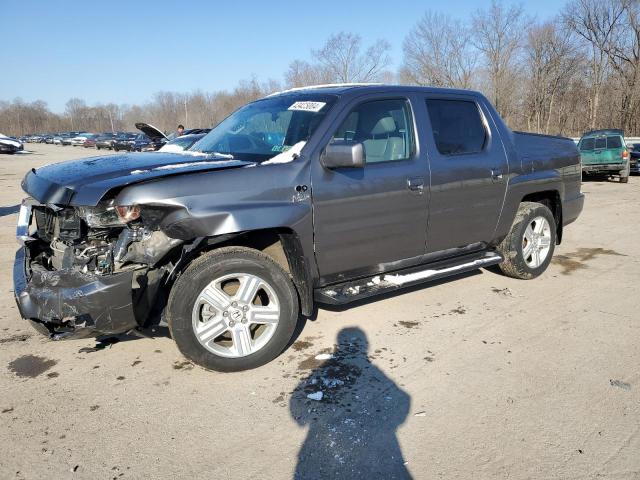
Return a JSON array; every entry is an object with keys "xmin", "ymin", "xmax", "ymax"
[
  {"xmin": 285, "ymin": 60, "xmax": 333, "ymax": 88},
  {"xmin": 472, "ymin": 0, "xmax": 526, "ymax": 122},
  {"xmin": 524, "ymin": 21, "xmax": 583, "ymax": 134},
  {"xmin": 563, "ymin": 0, "xmax": 627, "ymax": 129},
  {"xmin": 401, "ymin": 11, "xmax": 477, "ymax": 89}
]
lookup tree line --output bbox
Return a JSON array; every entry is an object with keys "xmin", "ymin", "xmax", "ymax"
[{"xmin": 2, "ymin": 0, "xmax": 639, "ymax": 138}]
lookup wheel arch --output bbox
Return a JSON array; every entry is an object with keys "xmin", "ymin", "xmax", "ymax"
[
  {"xmin": 169, "ymin": 228, "xmax": 314, "ymax": 317},
  {"xmin": 520, "ymin": 190, "xmax": 563, "ymax": 244}
]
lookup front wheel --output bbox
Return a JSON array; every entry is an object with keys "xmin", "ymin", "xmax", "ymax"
[
  {"xmin": 167, "ymin": 247, "xmax": 299, "ymax": 371},
  {"xmin": 497, "ymin": 202, "xmax": 556, "ymax": 280}
]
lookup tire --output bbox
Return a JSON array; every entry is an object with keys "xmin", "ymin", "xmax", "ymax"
[
  {"xmin": 167, "ymin": 246, "xmax": 299, "ymax": 372},
  {"xmin": 497, "ymin": 202, "xmax": 556, "ymax": 280},
  {"xmin": 620, "ymin": 163, "xmax": 630, "ymax": 183}
]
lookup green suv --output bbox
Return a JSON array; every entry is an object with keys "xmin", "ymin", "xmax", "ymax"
[{"xmin": 578, "ymin": 129, "xmax": 630, "ymax": 183}]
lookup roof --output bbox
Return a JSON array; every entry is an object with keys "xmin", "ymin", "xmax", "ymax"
[
  {"xmin": 266, "ymin": 83, "xmax": 483, "ymax": 99},
  {"xmin": 582, "ymin": 129, "xmax": 625, "ymax": 138}
]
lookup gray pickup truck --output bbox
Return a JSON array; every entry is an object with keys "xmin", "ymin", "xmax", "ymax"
[{"xmin": 14, "ymin": 85, "xmax": 584, "ymax": 371}]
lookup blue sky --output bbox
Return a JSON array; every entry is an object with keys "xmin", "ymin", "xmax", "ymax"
[{"xmin": 2, "ymin": 0, "xmax": 564, "ymax": 113}]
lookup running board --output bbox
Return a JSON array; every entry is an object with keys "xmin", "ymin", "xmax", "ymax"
[{"xmin": 314, "ymin": 251, "xmax": 503, "ymax": 305}]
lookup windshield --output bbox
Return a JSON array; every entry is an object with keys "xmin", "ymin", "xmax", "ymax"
[
  {"xmin": 191, "ymin": 94, "xmax": 337, "ymax": 162},
  {"xmin": 169, "ymin": 135, "xmax": 202, "ymax": 148}
]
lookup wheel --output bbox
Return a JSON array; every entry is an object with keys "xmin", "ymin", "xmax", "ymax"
[
  {"xmin": 167, "ymin": 246, "xmax": 299, "ymax": 371},
  {"xmin": 96, "ymin": 146, "xmax": 100, "ymax": 150},
  {"xmin": 114, "ymin": 147, "xmax": 119, "ymax": 152},
  {"xmin": 620, "ymin": 163, "xmax": 630, "ymax": 183},
  {"xmin": 497, "ymin": 202, "xmax": 556, "ymax": 280}
]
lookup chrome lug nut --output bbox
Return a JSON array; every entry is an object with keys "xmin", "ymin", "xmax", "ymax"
[
  {"xmin": 232, "ymin": 301, "xmax": 238, "ymax": 307},
  {"xmin": 242, "ymin": 305, "xmax": 249, "ymax": 312},
  {"xmin": 223, "ymin": 311, "xmax": 229, "ymax": 317}
]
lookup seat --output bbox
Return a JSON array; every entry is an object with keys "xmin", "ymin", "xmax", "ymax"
[{"xmin": 362, "ymin": 116, "xmax": 404, "ymax": 163}]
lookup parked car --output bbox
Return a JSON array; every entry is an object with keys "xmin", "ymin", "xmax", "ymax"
[
  {"xmin": 82, "ymin": 134, "xmax": 100, "ymax": 148},
  {"xmin": 95, "ymin": 133, "xmax": 117, "ymax": 150},
  {"xmin": 70, "ymin": 133, "xmax": 92, "ymax": 146},
  {"xmin": 0, "ymin": 134, "xmax": 24, "ymax": 154},
  {"xmin": 61, "ymin": 134, "xmax": 76, "ymax": 146},
  {"xmin": 54, "ymin": 133, "xmax": 72, "ymax": 145},
  {"xmin": 628, "ymin": 142, "xmax": 640, "ymax": 175},
  {"xmin": 112, "ymin": 133, "xmax": 137, "ymax": 152},
  {"xmin": 158, "ymin": 132, "xmax": 209, "ymax": 153},
  {"xmin": 578, "ymin": 129, "xmax": 630, "ymax": 182},
  {"xmin": 131, "ymin": 123, "xmax": 168, "ymax": 151},
  {"xmin": 14, "ymin": 84, "xmax": 584, "ymax": 372}
]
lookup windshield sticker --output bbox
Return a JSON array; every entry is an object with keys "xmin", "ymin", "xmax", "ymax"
[
  {"xmin": 271, "ymin": 145, "xmax": 291, "ymax": 153},
  {"xmin": 288, "ymin": 101, "xmax": 326, "ymax": 113}
]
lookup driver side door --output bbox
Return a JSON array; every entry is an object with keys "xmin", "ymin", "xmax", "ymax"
[{"xmin": 310, "ymin": 95, "xmax": 429, "ymax": 284}]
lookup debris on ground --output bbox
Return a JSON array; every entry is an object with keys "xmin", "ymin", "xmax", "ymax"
[
  {"xmin": 306, "ymin": 391, "xmax": 324, "ymax": 401},
  {"xmin": 315, "ymin": 353, "xmax": 334, "ymax": 360},
  {"xmin": 491, "ymin": 287, "xmax": 514, "ymax": 297},
  {"xmin": 610, "ymin": 379, "xmax": 631, "ymax": 390}
]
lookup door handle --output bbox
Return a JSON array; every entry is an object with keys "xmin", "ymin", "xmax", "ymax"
[{"xmin": 407, "ymin": 177, "xmax": 425, "ymax": 193}]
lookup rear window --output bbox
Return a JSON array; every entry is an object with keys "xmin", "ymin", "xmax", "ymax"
[
  {"xmin": 579, "ymin": 138, "xmax": 595, "ymax": 151},
  {"xmin": 606, "ymin": 136, "xmax": 622, "ymax": 148},
  {"xmin": 595, "ymin": 137, "xmax": 606, "ymax": 149},
  {"xmin": 426, "ymin": 99, "xmax": 487, "ymax": 155}
]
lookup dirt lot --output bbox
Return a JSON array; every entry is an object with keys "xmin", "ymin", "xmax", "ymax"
[{"xmin": 0, "ymin": 144, "xmax": 638, "ymax": 479}]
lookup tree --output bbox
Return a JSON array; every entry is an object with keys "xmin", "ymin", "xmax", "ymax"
[
  {"xmin": 524, "ymin": 21, "xmax": 583, "ymax": 134},
  {"xmin": 286, "ymin": 32, "xmax": 392, "ymax": 88},
  {"xmin": 472, "ymin": 0, "xmax": 526, "ymax": 122},
  {"xmin": 563, "ymin": 0, "xmax": 627, "ymax": 129},
  {"xmin": 401, "ymin": 11, "xmax": 477, "ymax": 89}
]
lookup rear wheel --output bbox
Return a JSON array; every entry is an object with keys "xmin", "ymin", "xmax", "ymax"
[
  {"xmin": 497, "ymin": 202, "xmax": 556, "ymax": 280},
  {"xmin": 167, "ymin": 247, "xmax": 299, "ymax": 371},
  {"xmin": 620, "ymin": 163, "xmax": 630, "ymax": 183}
]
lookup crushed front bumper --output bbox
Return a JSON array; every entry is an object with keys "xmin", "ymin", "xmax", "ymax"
[{"xmin": 13, "ymin": 245, "xmax": 139, "ymax": 339}]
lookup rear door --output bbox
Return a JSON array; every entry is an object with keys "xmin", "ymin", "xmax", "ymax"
[
  {"xmin": 310, "ymin": 95, "xmax": 429, "ymax": 283},
  {"xmin": 601, "ymin": 135, "xmax": 625, "ymax": 164},
  {"xmin": 420, "ymin": 95, "xmax": 509, "ymax": 253}
]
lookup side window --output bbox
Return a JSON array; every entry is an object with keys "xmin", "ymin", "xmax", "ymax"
[
  {"xmin": 426, "ymin": 99, "xmax": 487, "ymax": 156},
  {"xmin": 330, "ymin": 99, "xmax": 414, "ymax": 163},
  {"xmin": 606, "ymin": 136, "xmax": 622, "ymax": 149}
]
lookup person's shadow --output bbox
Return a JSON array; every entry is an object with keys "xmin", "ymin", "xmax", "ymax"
[{"xmin": 290, "ymin": 327, "xmax": 412, "ymax": 479}]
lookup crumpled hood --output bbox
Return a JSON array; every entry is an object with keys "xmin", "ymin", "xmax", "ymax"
[{"xmin": 22, "ymin": 151, "xmax": 253, "ymax": 206}]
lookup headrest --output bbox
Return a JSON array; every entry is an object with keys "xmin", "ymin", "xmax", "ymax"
[{"xmin": 371, "ymin": 116, "xmax": 396, "ymax": 135}]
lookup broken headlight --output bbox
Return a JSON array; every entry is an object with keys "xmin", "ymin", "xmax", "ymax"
[{"xmin": 76, "ymin": 202, "xmax": 140, "ymax": 227}]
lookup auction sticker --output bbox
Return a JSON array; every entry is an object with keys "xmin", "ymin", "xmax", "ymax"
[{"xmin": 288, "ymin": 101, "xmax": 326, "ymax": 112}]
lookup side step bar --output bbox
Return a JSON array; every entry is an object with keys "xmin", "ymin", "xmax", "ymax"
[{"xmin": 314, "ymin": 251, "xmax": 503, "ymax": 305}]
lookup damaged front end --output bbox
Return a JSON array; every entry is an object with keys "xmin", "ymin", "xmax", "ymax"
[{"xmin": 13, "ymin": 199, "xmax": 182, "ymax": 339}]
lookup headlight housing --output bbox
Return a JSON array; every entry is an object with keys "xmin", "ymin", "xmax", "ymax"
[{"xmin": 76, "ymin": 202, "xmax": 140, "ymax": 227}]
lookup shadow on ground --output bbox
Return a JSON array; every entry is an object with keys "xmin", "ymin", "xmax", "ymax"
[
  {"xmin": 290, "ymin": 327, "xmax": 412, "ymax": 479},
  {"xmin": 0, "ymin": 205, "xmax": 20, "ymax": 217}
]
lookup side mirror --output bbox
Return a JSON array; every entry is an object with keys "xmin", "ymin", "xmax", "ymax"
[{"xmin": 321, "ymin": 141, "xmax": 365, "ymax": 169}]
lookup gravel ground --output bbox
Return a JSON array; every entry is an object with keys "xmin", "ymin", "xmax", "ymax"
[{"xmin": 0, "ymin": 144, "xmax": 638, "ymax": 479}]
